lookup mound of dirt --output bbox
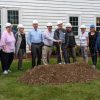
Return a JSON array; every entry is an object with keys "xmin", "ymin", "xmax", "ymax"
[{"xmin": 18, "ymin": 63, "xmax": 100, "ymax": 85}]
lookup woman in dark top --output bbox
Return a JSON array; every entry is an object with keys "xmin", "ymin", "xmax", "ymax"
[
  {"xmin": 88, "ymin": 24, "xmax": 98, "ymax": 69},
  {"xmin": 15, "ymin": 24, "xmax": 26, "ymax": 70}
]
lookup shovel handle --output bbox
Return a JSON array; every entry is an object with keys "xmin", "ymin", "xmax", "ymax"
[{"xmin": 59, "ymin": 44, "xmax": 62, "ymax": 62}]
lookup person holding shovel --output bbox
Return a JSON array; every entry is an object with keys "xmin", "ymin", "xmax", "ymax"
[
  {"xmin": 65, "ymin": 23, "xmax": 77, "ymax": 63},
  {"xmin": 15, "ymin": 24, "xmax": 26, "ymax": 70},
  {"xmin": 54, "ymin": 21, "xmax": 69, "ymax": 64},
  {"xmin": 42, "ymin": 23, "xmax": 61, "ymax": 65}
]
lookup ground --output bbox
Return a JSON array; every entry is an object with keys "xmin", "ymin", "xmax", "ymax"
[{"xmin": 0, "ymin": 58, "xmax": 100, "ymax": 100}]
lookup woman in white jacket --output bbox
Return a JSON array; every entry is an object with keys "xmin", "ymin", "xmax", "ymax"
[{"xmin": 15, "ymin": 24, "xmax": 26, "ymax": 70}]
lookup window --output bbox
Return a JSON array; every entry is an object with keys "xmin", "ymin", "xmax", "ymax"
[
  {"xmin": 7, "ymin": 10, "xmax": 19, "ymax": 34},
  {"xmin": 69, "ymin": 16, "xmax": 78, "ymax": 35},
  {"xmin": 96, "ymin": 17, "xmax": 100, "ymax": 32}
]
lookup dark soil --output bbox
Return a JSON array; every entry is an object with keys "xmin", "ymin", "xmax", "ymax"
[{"xmin": 18, "ymin": 63, "xmax": 100, "ymax": 85}]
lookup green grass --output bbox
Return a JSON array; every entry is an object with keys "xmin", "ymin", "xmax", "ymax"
[{"xmin": 0, "ymin": 58, "xmax": 100, "ymax": 100}]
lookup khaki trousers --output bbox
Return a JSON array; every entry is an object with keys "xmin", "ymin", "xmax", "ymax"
[{"xmin": 42, "ymin": 46, "xmax": 52, "ymax": 65}]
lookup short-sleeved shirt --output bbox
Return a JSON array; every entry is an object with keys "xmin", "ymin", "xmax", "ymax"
[{"xmin": 79, "ymin": 32, "xmax": 88, "ymax": 46}]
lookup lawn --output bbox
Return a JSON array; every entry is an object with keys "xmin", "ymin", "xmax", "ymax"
[{"xmin": 0, "ymin": 58, "xmax": 100, "ymax": 100}]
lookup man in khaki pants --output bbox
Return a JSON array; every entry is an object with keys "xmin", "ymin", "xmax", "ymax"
[{"xmin": 42, "ymin": 23, "xmax": 60, "ymax": 65}]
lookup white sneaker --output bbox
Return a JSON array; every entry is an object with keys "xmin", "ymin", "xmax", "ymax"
[
  {"xmin": 3, "ymin": 70, "xmax": 8, "ymax": 75},
  {"xmin": 58, "ymin": 63, "xmax": 62, "ymax": 64}
]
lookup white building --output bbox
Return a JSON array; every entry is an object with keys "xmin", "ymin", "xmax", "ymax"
[{"xmin": 0, "ymin": 0, "xmax": 100, "ymax": 44}]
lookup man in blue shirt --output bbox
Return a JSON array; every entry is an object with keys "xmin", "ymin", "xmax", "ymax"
[{"xmin": 27, "ymin": 20, "xmax": 43, "ymax": 68}]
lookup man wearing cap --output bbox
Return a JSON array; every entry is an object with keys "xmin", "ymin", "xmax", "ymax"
[
  {"xmin": 54, "ymin": 21, "xmax": 68, "ymax": 64},
  {"xmin": 15, "ymin": 24, "xmax": 26, "ymax": 70},
  {"xmin": 79, "ymin": 24, "xmax": 88, "ymax": 63},
  {"xmin": 65, "ymin": 23, "xmax": 77, "ymax": 63},
  {"xmin": 42, "ymin": 23, "xmax": 60, "ymax": 65},
  {"xmin": 88, "ymin": 24, "xmax": 98, "ymax": 69},
  {"xmin": 27, "ymin": 20, "xmax": 43, "ymax": 68}
]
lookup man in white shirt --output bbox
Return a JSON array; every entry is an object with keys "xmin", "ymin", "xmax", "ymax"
[
  {"xmin": 42, "ymin": 23, "xmax": 60, "ymax": 65},
  {"xmin": 79, "ymin": 24, "xmax": 89, "ymax": 63}
]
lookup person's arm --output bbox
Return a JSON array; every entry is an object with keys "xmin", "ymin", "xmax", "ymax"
[
  {"xmin": 54, "ymin": 30, "xmax": 59, "ymax": 40},
  {"xmin": 24, "ymin": 33, "xmax": 26, "ymax": 53},
  {"xmin": 87, "ymin": 36, "xmax": 89, "ymax": 47},
  {"xmin": 78, "ymin": 35, "xmax": 81, "ymax": 46},
  {"xmin": 40, "ymin": 32, "xmax": 44, "ymax": 46},
  {"xmin": 87, "ymin": 32, "xmax": 90, "ymax": 46},
  {"xmin": 44, "ymin": 32, "xmax": 57, "ymax": 42},
  {"xmin": 73, "ymin": 34, "xmax": 76, "ymax": 46},
  {"xmin": 84, "ymin": 36, "xmax": 89, "ymax": 51},
  {"xmin": 27, "ymin": 31, "xmax": 31, "ymax": 50},
  {"xmin": 41, "ymin": 31, "xmax": 44, "ymax": 42},
  {"xmin": 65, "ymin": 33, "xmax": 69, "ymax": 47},
  {"xmin": 15, "ymin": 33, "xmax": 18, "ymax": 45}
]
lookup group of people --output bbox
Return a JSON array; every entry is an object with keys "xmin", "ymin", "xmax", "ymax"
[
  {"xmin": 79, "ymin": 24, "xmax": 100, "ymax": 69},
  {"xmin": 0, "ymin": 23, "xmax": 26, "ymax": 74},
  {"xmin": 0, "ymin": 20, "xmax": 100, "ymax": 75},
  {"xmin": 27, "ymin": 20, "xmax": 100, "ymax": 69},
  {"xmin": 27, "ymin": 20, "xmax": 77, "ymax": 68}
]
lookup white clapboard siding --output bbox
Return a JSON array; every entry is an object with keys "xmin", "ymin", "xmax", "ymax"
[{"xmin": 0, "ymin": 0, "xmax": 100, "ymax": 47}]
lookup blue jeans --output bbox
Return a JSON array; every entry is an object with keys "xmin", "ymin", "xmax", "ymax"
[{"xmin": 81, "ymin": 46, "xmax": 88, "ymax": 61}]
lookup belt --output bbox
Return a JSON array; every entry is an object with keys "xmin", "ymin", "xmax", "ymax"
[
  {"xmin": 32, "ymin": 43, "xmax": 41, "ymax": 45},
  {"xmin": 44, "ymin": 44, "xmax": 52, "ymax": 47}
]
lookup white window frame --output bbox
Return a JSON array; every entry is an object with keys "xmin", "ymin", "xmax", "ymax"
[
  {"xmin": 67, "ymin": 15, "xmax": 81, "ymax": 37},
  {"xmin": 0, "ymin": 7, "xmax": 22, "ymax": 33},
  {"xmin": 95, "ymin": 16, "xmax": 100, "ymax": 32},
  {"xmin": 7, "ymin": 8, "xmax": 21, "ymax": 32}
]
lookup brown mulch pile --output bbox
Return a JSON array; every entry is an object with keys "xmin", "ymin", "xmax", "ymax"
[{"xmin": 18, "ymin": 63, "xmax": 100, "ymax": 85}]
